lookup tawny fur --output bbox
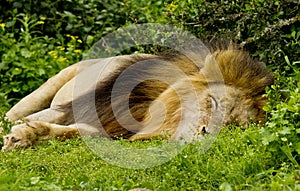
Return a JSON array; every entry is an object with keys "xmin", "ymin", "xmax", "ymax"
[{"xmin": 2, "ymin": 46, "xmax": 273, "ymax": 151}]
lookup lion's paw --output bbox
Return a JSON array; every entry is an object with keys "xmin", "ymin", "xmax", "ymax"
[{"xmin": 2, "ymin": 123, "xmax": 37, "ymax": 152}]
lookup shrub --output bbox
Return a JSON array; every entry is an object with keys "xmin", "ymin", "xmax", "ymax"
[
  {"xmin": 0, "ymin": 0, "xmax": 168, "ymax": 49},
  {"xmin": 262, "ymin": 56, "xmax": 300, "ymax": 167},
  {"xmin": 0, "ymin": 14, "xmax": 82, "ymax": 109}
]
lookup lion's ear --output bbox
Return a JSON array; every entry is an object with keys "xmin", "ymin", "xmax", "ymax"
[{"xmin": 201, "ymin": 54, "xmax": 224, "ymax": 82}]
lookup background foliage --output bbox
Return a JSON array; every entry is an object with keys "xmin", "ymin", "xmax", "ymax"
[{"xmin": 0, "ymin": 0, "xmax": 299, "ymax": 190}]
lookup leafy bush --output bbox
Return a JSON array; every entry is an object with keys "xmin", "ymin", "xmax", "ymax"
[
  {"xmin": 1, "ymin": 0, "xmax": 299, "ymax": 63},
  {"xmin": 262, "ymin": 57, "xmax": 300, "ymax": 166},
  {"xmin": 165, "ymin": 0, "xmax": 300, "ymax": 69},
  {"xmin": 0, "ymin": 0, "xmax": 169, "ymax": 110},
  {"xmin": 0, "ymin": 0, "xmax": 168, "ymax": 49},
  {"xmin": 0, "ymin": 14, "xmax": 82, "ymax": 108}
]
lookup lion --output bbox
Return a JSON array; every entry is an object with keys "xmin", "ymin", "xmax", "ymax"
[{"xmin": 1, "ymin": 46, "xmax": 273, "ymax": 151}]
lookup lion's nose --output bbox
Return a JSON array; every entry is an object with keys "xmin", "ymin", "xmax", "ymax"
[
  {"xmin": 2, "ymin": 146, "xmax": 8, "ymax": 152},
  {"xmin": 201, "ymin": 126, "xmax": 210, "ymax": 135},
  {"xmin": 1, "ymin": 142, "xmax": 13, "ymax": 152}
]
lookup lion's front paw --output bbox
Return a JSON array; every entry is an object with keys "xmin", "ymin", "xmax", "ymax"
[{"xmin": 2, "ymin": 124, "xmax": 37, "ymax": 152}]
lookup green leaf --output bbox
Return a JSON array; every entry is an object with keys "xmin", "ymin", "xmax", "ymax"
[
  {"xmin": 38, "ymin": 68, "xmax": 46, "ymax": 76},
  {"xmin": 279, "ymin": 127, "xmax": 291, "ymax": 135},
  {"xmin": 296, "ymin": 142, "xmax": 300, "ymax": 154},
  {"xmin": 21, "ymin": 48, "xmax": 31, "ymax": 58},
  {"xmin": 219, "ymin": 182, "xmax": 232, "ymax": 191},
  {"xmin": 11, "ymin": 68, "xmax": 22, "ymax": 75},
  {"xmin": 30, "ymin": 176, "xmax": 40, "ymax": 185}
]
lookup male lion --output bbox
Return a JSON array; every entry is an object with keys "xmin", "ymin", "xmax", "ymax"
[{"xmin": 2, "ymin": 46, "xmax": 273, "ymax": 151}]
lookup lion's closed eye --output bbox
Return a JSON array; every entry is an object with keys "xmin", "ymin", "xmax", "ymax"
[
  {"xmin": 11, "ymin": 137, "xmax": 21, "ymax": 143},
  {"xmin": 210, "ymin": 96, "xmax": 219, "ymax": 110},
  {"xmin": 5, "ymin": 136, "xmax": 21, "ymax": 143}
]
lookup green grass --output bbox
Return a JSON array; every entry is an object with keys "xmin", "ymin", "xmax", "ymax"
[{"xmin": 0, "ymin": 126, "xmax": 298, "ymax": 190}]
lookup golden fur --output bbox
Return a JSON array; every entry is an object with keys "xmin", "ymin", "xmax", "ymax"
[{"xmin": 2, "ymin": 46, "xmax": 273, "ymax": 151}]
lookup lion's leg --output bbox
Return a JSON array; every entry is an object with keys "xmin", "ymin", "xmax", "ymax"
[
  {"xmin": 2, "ymin": 121, "xmax": 79, "ymax": 151},
  {"xmin": 24, "ymin": 108, "xmax": 70, "ymax": 124},
  {"xmin": 26, "ymin": 121, "xmax": 103, "ymax": 140},
  {"xmin": 6, "ymin": 64, "xmax": 79, "ymax": 122},
  {"xmin": 6, "ymin": 59, "xmax": 102, "ymax": 122},
  {"xmin": 25, "ymin": 121, "xmax": 80, "ymax": 141},
  {"xmin": 1, "ymin": 122, "xmax": 73, "ymax": 151},
  {"xmin": 2, "ymin": 120, "xmax": 104, "ymax": 151}
]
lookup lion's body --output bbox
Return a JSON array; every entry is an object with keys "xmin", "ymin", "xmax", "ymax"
[{"xmin": 2, "ymin": 47, "xmax": 273, "ymax": 151}]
